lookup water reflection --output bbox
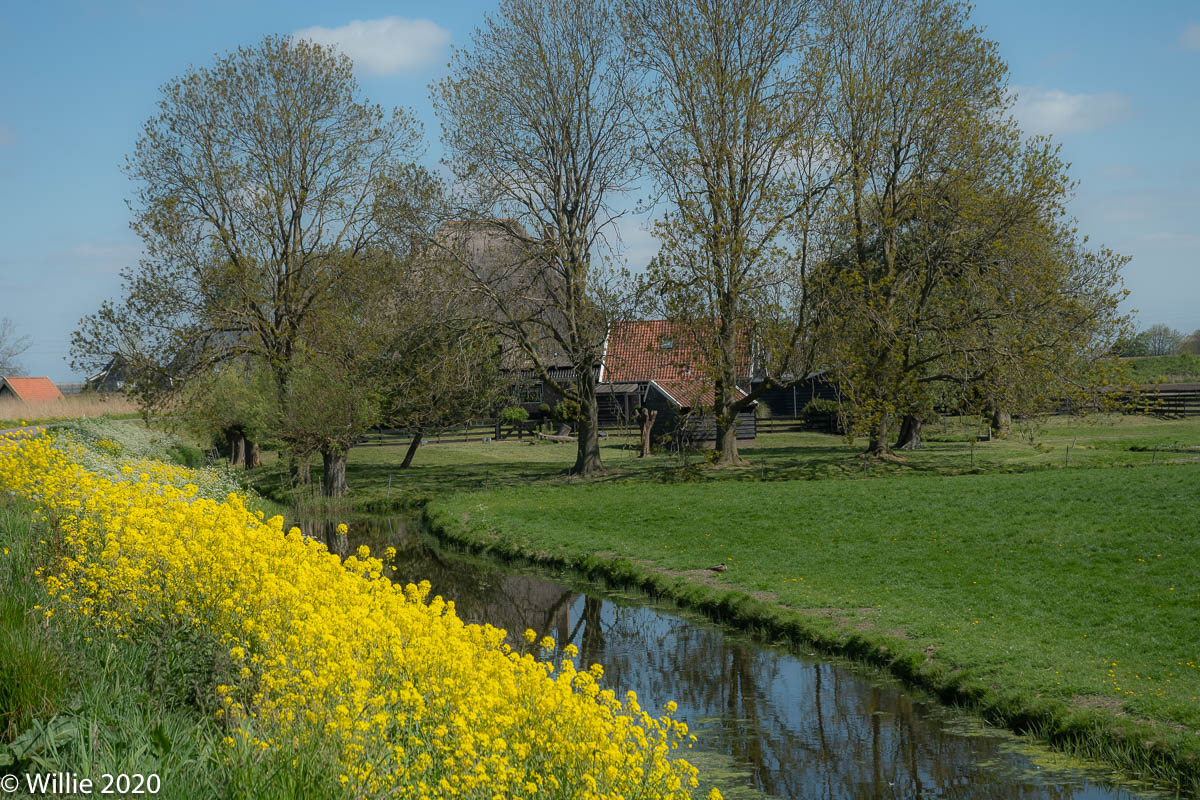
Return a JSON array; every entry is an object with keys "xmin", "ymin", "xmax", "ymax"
[{"xmin": 304, "ymin": 517, "xmax": 1158, "ymax": 800}]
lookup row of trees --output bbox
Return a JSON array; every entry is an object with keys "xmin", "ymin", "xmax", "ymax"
[
  {"xmin": 72, "ymin": 0, "xmax": 1131, "ymax": 490},
  {"xmin": 1112, "ymin": 324, "xmax": 1200, "ymax": 357}
]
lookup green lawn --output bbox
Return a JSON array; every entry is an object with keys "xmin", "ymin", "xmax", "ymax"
[
  {"xmin": 252, "ymin": 413, "xmax": 1200, "ymax": 513},
  {"xmin": 430, "ymin": 465, "xmax": 1200, "ymax": 729}
]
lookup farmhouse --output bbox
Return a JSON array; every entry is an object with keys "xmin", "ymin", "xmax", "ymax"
[
  {"xmin": 0, "ymin": 376, "xmax": 65, "ymax": 404},
  {"xmin": 598, "ymin": 320, "xmax": 757, "ymax": 447}
]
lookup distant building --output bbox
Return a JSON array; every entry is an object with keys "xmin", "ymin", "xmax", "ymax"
[
  {"xmin": 85, "ymin": 356, "xmax": 128, "ymax": 392},
  {"xmin": 0, "ymin": 376, "xmax": 65, "ymax": 403}
]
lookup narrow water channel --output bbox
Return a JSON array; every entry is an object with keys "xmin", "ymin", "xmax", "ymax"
[{"xmin": 302, "ymin": 517, "xmax": 1169, "ymax": 800}]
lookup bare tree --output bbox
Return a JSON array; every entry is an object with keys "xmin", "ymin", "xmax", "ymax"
[
  {"xmin": 434, "ymin": 0, "xmax": 640, "ymax": 476},
  {"xmin": 624, "ymin": 0, "xmax": 829, "ymax": 465},
  {"xmin": 1143, "ymin": 324, "xmax": 1183, "ymax": 357},
  {"xmin": 0, "ymin": 318, "xmax": 30, "ymax": 376}
]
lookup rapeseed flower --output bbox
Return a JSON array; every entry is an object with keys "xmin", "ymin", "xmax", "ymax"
[{"xmin": 0, "ymin": 434, "xmax": 714, "ymax": 799}]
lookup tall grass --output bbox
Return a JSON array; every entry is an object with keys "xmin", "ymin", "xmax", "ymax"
[{"xmin": 0, "ymin": 393, "xmax": 140, "ymax": 426}]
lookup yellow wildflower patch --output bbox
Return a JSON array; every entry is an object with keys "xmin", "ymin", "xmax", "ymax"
[{"xmin": 0, "ymin": 435, "xmax": 714, "ymax": 799}]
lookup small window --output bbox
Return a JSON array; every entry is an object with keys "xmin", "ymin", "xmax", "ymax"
[{"xmin": 660, "ymin": 337, "xmax": 674, "ymax": 350}]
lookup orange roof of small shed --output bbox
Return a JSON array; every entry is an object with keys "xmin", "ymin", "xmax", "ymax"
[{"xmin": 1, "ymin": 377, "xmax": 64, "ymax": 402}]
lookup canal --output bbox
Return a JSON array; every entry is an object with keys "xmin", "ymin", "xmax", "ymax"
[{"xmin": 303, "ymin": 517, "xmax": 1169, "ymax": 800}]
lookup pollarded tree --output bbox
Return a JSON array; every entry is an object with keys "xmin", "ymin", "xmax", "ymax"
[
  {"xmin": 175, "ymin": 360, "xmax": 278, "ymax": 467},
  {"xmin": 374, "ymin": 250, "xmax": 507, "ymax": 470},
  {"xmin": 434, "ymin": 0, "xmax": 640, "ymax": 476},
  {"xmin": 624, "ymin": 0, "xmax": 832, "ymax": 465},
  {"xmin": 71, "ymin": 35, "xmax": 426, "ymax": 426}
]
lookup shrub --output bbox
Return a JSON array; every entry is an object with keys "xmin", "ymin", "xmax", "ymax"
[
  {"xmin": 499, "ymin": 405, "xmax": 530, "ymax": 425},
  {"xmin": 800, "ymin": 398, "xmax": 840, "ymax": 419}
]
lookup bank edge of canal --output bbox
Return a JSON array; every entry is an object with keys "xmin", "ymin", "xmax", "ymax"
[{"xmin": 420, "ymin": 501, "xmax": 1200, "ymax": 797}]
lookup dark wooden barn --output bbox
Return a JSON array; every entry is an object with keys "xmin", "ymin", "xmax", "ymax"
[
  {"xmin": 751, "ymin": 371, "xmax": 840, "ymax": 417},
  {"xmin": 643, "ymin": 378, "xmax": 756, "ymax": 449}
]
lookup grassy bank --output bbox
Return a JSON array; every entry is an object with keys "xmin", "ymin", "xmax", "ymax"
[
  {"xmin": 1, "ymin": 429, "xmax": 714, "ymax": 800},
  {"xmin": 426, "ymin": 463, "xmax": 1200, "ymax": 791},
  {"xmin": 1122, "ymin": 354, "xmax": 1200, "ymax": 384},
  {"xmin": 0, "ymin": 423, "xmax": 346, "ymax": 798},
  {"xmin": 0, "ymin": 500, "xmax": 231, "ymax": 799}
]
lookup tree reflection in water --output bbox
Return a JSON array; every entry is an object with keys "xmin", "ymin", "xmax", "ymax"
[{"xmin": 302, "ymin": 517, "xmax": 1154, "ymax": 800}]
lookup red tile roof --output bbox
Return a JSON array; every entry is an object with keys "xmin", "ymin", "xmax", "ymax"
[
  {"xmin": 602, "ymin": 320, "xmax": 754, "ymax": 410},
  {"xmin": 650, "ymin": 377, "xmax": 748, "ymax": 410},
  {"xmin": 602, "ymin": 320, "xmax": 752, "ymax": 384},
  {"xmin": 0, "ymin": 377, "xmax": 64, "ymax": 403},
  {"xmin": 602, "ymin": 320, "xmax": 698, "ymax": 384}
]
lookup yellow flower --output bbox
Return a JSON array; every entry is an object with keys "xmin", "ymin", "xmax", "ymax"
[{"xmin": 0, "ymin": 433, "xmax": 710, "ymax": 799}]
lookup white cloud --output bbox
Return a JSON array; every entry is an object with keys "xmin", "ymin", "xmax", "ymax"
[
  {"xmin": 1010, "ymin": 86, "xmax": 1131, "ymax": 136},
  {"xmin": 293, "ymin": 17, "xmax": 451, "ymax": 75},
  {"xmin": 1182, "ymin": 24, "xmax": 1200, "ymax": 50},
  {"xmin": 0, "ymin": 126, "xmax": 14, "ymax": 147}
]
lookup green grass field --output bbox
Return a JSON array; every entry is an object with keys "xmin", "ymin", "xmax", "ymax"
[
  {"xmin": 430, "ymin": 465, "xmax": 1200, "ymax": 729},
  {"xmin": 252, "ymin": 413, "xmax": 1200, "ymax": 514}
]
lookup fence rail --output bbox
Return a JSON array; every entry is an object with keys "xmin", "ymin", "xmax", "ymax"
[{"xmin": 355, "ymin": 387, "xmax": 1200, "ymax": 449}]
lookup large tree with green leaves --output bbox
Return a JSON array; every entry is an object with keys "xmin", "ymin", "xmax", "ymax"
[
  {"xmin": 817, "ymin": 0, "xmax": 1127, "ymax": 453},
  {"xmin": 434, "ymin": 0, "xmax": 640, "ymax": 476},
  {"xmin": 624, "ymin": 0, "xmax": 831, "ymax": 465},
  {"xmin": 71, "ymin": 35, "xmax": 426, "ymax": 423}
]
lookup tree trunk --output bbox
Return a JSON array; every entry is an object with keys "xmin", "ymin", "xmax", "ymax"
[
  {"xmin": 895, "ymin": 414, "xmax": 923, "ymax": 450},
  {"xmin": 867, "ymin": 414, "xmax": 893, "ymax": 457},
  {"xmin": 227, "ymin": 428, "xmax": 246, "ymax": 468},
  {"xmin": 990, "ymin": 406, "xmax": 1012, "ymax": 439},
  {"xmin": 400, "ymin": 429, "xmax": 422, "ymax": 469},
  {"xmin": 638, "ymin": 408, "xmax": 657, "ymax": 457},
  {"xmin": 322, "ymin": 446, "xmax": 348, "ymax": 497},
  {"xmin": 291, "ymin": 453, "xmax": 311, "ymax": 486},
  {"xmin": 715, "ymin": 415, "xmax": 742, "ymax": 465},
  {"xmin": 571, "ymin": 365, "xmax": 604, "ymax": 476},
  {"xmin": 245, "ymin": 439, "xmax": 262, "ymax": 468}
]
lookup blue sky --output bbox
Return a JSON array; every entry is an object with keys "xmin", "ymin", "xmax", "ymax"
[{"xmin": 1, "ymin": 1, "xmax": 1197, "ymax": 380}]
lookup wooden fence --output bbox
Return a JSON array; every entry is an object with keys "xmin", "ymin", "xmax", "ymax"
[
  {"xmin": 356, "ymin": 419, "xmax": 641, "ymax": 448},
  {"xmin": 357, "ymin": 386, "xmax": 1199, "ymax": 449},
  {"xmin": 1120, "ymin": 384, "xmax": 1200, "ymax": 416}
]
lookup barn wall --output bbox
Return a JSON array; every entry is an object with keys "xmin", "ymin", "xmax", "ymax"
[
  {"xmin": 753, "ymin": 375, "xmax": 839, "ymax": 418},
  {"xmin": 643, "ymin": 383, "xmax": 756, "ymax": 449}
]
